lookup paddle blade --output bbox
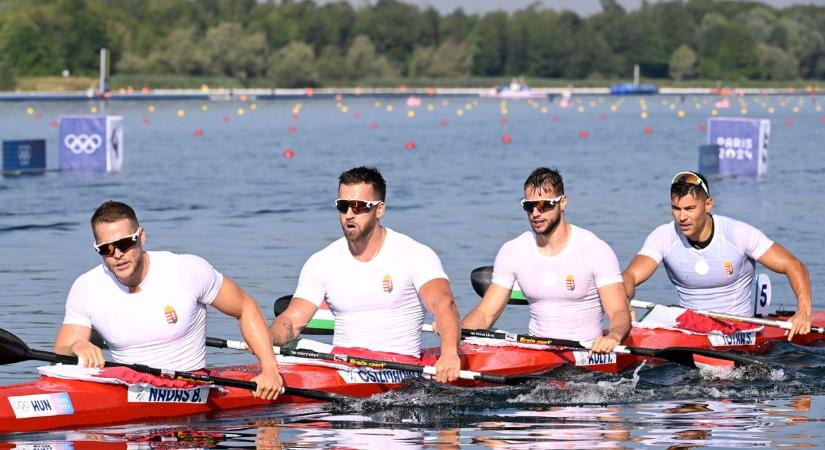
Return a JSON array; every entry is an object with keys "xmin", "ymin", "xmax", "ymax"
[
  {"xmin": 471, "ymin": 266, "xmax": 528, "ymax": 305},
  {"xmin": 470, "ymin": 266, "xmax": 493, "ymax": 297},
  {"xmin": 273, "ymin": 295, "xmax": 293, "ymax": 317},
  {"xmin": 0, "ymin": 328, "xmax": 33, "ymax": 365},
  {"xmin": 273, "ymin": 295, "xmax": 334, "ymax": 335}
]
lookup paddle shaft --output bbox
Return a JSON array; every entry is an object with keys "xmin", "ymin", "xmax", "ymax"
[
  {"xmin": 631, "ymin": 299, "xmax": 825, "ymax": 334},
  {"xmin": 206, "ymin": 337, "xmax": 508, "ymax": 384},
  {"xmin": 434, "ymin": 326, "xmax": 762, "ymax": 368},
  {"xmin": 22, "ymin": 341, "xmax": 344, "ymax": 402}
]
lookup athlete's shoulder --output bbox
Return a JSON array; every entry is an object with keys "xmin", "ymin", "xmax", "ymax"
[
  {"xmin": 501, "ymin": 230, "xmax": 534, "ymax": 249},
  {"xmin": 386, "ymin": 228, "xmax": 433, "ymax": 251},
  {"xmin": 714, "ymin": 214, "xmax": 761, "ymax": 233},
  {"xmin": 306, "ymin": 236, "xmax": 349, "ymax": 261},
  {"xmin": 72, "ymin": 263, "xmax": 108, "ymax": 287},
  {"xmin": 570, "ymin": 225, "xmax": 616, "ymax": 251}
]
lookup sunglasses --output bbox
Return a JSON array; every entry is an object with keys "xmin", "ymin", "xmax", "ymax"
[
  {"xmin": 94, "ymin": 228, "xmax": 141, "ymax": 257},
  {"xmin": 671, "ymin": 171, "xmax": 709, "ymax": 196},
  {"xmin": 520, "ymin": 195, "xmax": 565, "ymax": 213},
  {"xmin": 334, "ymin": 199, "xmax": 382, "ymax": 214}
]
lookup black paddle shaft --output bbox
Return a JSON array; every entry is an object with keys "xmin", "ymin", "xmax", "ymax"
[
  {"xmin": 0, "ymin": 328, "xmax": 348, "ymax": 402},
  {"xmin": 460, "ymin": 328, "xmax": 763, "ymax": 369}
]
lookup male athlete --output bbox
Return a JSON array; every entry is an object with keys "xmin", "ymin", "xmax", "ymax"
[
  {"xmin": 54, "ymin": 201, "xmax": 282, "ymax": 400},
  {"xmin": 622, "ymin": 171, "xmax": 812, "ymax": 340},
  {"xmin": 462, "ymin": 167, "xmax": 631, "ymax": 353},
  {"xmin": 270, "ymin": 167, "xmax": 461, "ymax": 382}
]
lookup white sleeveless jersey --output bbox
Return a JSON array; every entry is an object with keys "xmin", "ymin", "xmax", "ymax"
[
  {"xmin": 294, "ymin": 228, "xmax": 447, "ymax": 357},
  {"xmin": 63, "ymin": 251, "xmax": 223, "ymax": 371},
  {"xmin": 490, "ymin": 225, "xmax": 623, "ymax": 342},
  {"xmin": 638, "ymin": 214, "xmax": 774, "ymax": 316}
]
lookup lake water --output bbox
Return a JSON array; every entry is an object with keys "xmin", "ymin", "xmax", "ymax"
[{"xmin": 1, "ymin": 93, "xmax": 824, "ymax": 448}]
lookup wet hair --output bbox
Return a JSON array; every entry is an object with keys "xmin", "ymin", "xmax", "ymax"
[
  {"xmin": 91, "ymin": 201, "xmax": 140, "ymax": 229},
  {"xmin": 524, "ymin": 167, "xmax": 565, "ymax": 196},
  {"xmin": 339, "ymin": 166, "xmax": 387, "ymax": 201},
  {"xmin": 671, "ymin": 171, "xmax": 710, "ymax": 200}
]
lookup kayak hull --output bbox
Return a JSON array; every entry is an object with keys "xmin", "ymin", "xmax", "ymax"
[
  {"xmin": 626, "ymin": 311, "xmax": 825, "ymax": 352},
  {"xmin": 0, "ymin": 343, "xmax": 602, "ymax": 434}
]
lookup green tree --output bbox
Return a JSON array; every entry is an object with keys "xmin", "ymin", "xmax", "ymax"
[
  {"xmin": 201, "ymin": 23, "xmax": 268, "ymax": 83},
  {"xmin": 669, "ymin": 44, "xmax": 697, "ymax": 80},
  {"xmin": 0, "ymin": 15, "xmax": 57, "ymax": 76},
  {"xmin": 470, "ymin": 11, "xmax": 508, "ymax": 76},
  {"xmin": 345, "ymin": 34, "xmax": 398, "ymax": 80},
  {"xmin": 756, "ymin": 43, "xmax": 799, "ymax": 80},
  {"xmin": 0, "ymin": 58, "xmax": 15, "ymax": 90},
  {"xmin": 268, "ymin": 41, "xmax": 319, "ymax": 87}
]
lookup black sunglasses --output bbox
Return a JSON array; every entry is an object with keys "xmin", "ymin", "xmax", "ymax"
[
  {"xmin": 94, "ymin": 228, "xmax": 141, "ymax": 257},
  {"xmin": 334, "ymin": 199, "xmax": 382, "ymax": 214}
]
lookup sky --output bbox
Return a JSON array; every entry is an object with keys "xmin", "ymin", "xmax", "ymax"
[{"xmin": 334, "ymin": 0, "xmax": 825, "ymax": 15}]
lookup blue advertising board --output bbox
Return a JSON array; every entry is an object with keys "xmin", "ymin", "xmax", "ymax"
[
  {"xmin": 2, "ymin": 139, "xmax": 46, "ymax": 175},
  {"xmin": 59, "ymin": 116, "xmax": 123, "ymax": 172},
  {"xmin": 707, "ymin": 117, "xmax": 770, "ymax": 177}
]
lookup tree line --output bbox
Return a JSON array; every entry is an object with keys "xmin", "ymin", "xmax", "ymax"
[{"xmin": 0, "ymin": 0, "xmax": 823, "ymax": 89}]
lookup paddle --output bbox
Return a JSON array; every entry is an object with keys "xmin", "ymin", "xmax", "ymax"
[
  {"xmin": 429, "ymin": 325, "xmax": 764, "ymax": 369},
  {"xmin": 274, "ymin": 295, "xmax": 335, "ymax": 335},
  {"xmin": 470, "ymin": 266, "xmax": 526, "ymax": 304},
  {"xmin": 205, "ymin": 337, "xmax": 541, "ymax": 385},
  {"xmin": 0, "ymin": 328, "xmax": 347, "ymax": 402},
  {"xmin": 631, "ymin": 299, "xmax": 825, "ymax": 334}
]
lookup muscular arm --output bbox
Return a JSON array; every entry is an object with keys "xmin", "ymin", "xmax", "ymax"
[
  {"xmin": 419, "ymin": 278, "xmax": 461, "ymax": 383},
  {"xmin": 757, "ymin": 243, "xmax": 812, "ymax": 339},
  {"xmin": 54, "ymin": 324, "xmax": 105, "ymax": 368},
  {"xmin": 461, "ymin": 283, "xmax": 512, "ymax": 330},
  {"xmin": 269, "ymin": 297, "xmax": 318, "ymax": 346},
  {"xmin": 211, "ymin": 276, "xmax": 281, "ymax": 400},
  {"xmin": 621, "ymin": 255, "xmax": 659, "ymax": 301},
  {"xmin": 599, "ymin": 282, "xmax": 632, "ymax": 341}
]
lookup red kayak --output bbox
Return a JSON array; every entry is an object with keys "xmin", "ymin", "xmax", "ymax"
[
  {"xmin": 626, "ymin": 310, "xmax": 825, "ymax": 353},
  {"xmin": 0, "ymin": 341, "xmax": 626, "ymax": 434}
]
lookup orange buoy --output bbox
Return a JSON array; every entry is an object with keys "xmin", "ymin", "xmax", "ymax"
[
  {"xmin": 785, "ymin": 118, "xmax": 794, "ymax": 126},
  {"xmin": 335, "ymin": 94, "xmax": 343, "ymax": 101},
  {"xmin": 239, "ymin": 94, "xmax": 248, "ymax": 103},
  {"xmin": 439, "ymin": 119, "xmax": 449, "ymax": 126},
  {"xmin": 49, "ymin": 120, "xmax": 58, "ymax": 128},
  {"xmin": 697, "ymin": 123, "xmax": 707, "ymax": 132},
  {"xmin": 643, "ymin": 126, "xmax": 653, "ymax": 135},
  {"xmin": 306, "ymin": 87, "xmax": 314, "ymax": 97},
  {"xmin": 579, "ymin": 130, "xmax": 589, "ymax": 138},
  {"xmin": 283, "ymin": 149, "xmax": 295, "ymax": 158},
  {"xmin": 369, "ymin": 121, "xmax": 378, "ymax": 129},
  {"xmin": 553, "ymin": 115, "xmax": 561, "ymax": 122},
  {"xmin": 820, "ymin": 116, "xmax": 825, "ymax": 124},
  {"xmin": 288, "ymin": 126, "xmax": 297, "ymax": 133},
  {"xmin": 222, "ymin": 116, "xmax": 230, "ymax": 123},
  {"xmin": 194, "ymin": 128, "xmax": 204, "ymax": 136},
  {"xmin": 502, "ymin": 134, "xmax": 512, "ymax": 144},
  {"xmin": 405, "ymin": 140, "xmax": 416, "ymax": 150}
]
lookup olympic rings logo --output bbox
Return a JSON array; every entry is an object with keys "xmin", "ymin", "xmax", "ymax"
[{"xmin": 64, "ymin": 133, "xmax": 103, "ymax": 154}]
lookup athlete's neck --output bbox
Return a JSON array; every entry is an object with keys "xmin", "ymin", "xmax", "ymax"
[
  {"xmin": 120, "ymin": 251, "xmax": 150, "ymax": 293},
  {"xmin": 687, "ymin": 215, "xmax": 714, "ymax": 249},
  {"xmin": 535, "ymin": 220, "xmax": 571, "ymax": 256},
  {"xmin": 349, "ymin": 225, "xmax": 386, "ymax": 262}
]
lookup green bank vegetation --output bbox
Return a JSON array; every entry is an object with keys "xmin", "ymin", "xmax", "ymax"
[{"xmin": 1, "ymin": 0, "xmax": 824, "ymax": 90}]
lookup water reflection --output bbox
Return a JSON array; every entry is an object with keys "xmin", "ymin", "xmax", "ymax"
[{"xmin": 1, "ymin": 396, "xmax": 822, "ymax": 449}]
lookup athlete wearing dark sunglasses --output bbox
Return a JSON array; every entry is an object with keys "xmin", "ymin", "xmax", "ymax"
[{"xmin": 54, "ymin": 201, "xmax": 283, "ymax": 401}]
